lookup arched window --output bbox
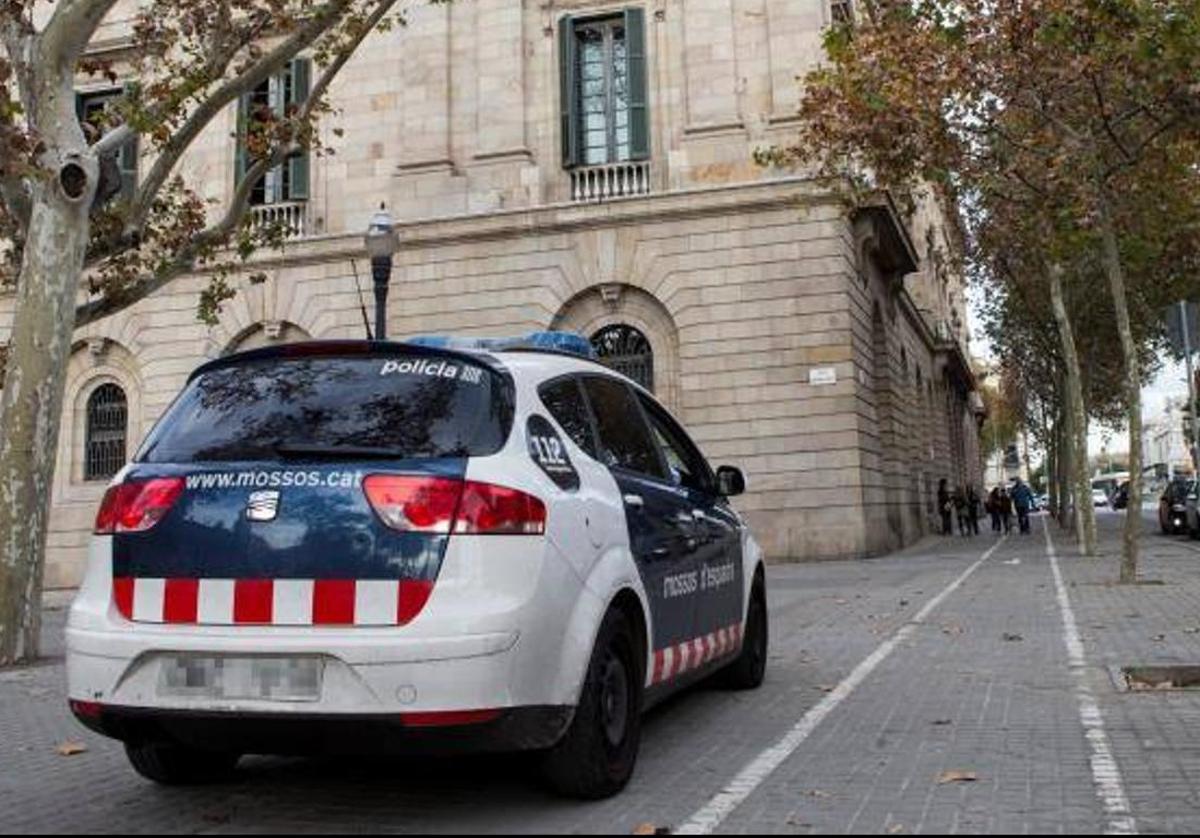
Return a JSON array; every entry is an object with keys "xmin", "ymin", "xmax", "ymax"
[
  {"xmin": 591, "ymin": 324, "xmax": 654, "ymax": 392},
  {"xmin": 85, "ymin": 383, "xmax": 127, "ymax": 481}
]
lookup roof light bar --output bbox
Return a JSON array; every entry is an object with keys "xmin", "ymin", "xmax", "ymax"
[{"xmin": 407, "ymin": 331, "xmax": 597, "ymax": 360}]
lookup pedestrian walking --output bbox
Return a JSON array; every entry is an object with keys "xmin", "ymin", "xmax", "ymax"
[
  {"xmin": 988, "ymin": 486, "xmax": 1002, "ymax": 533},
  {"xmin": 1011, "ymin": 478, "xmax": 1034, "ymax": 535},
  {"xmin": 967, "ymin": 486, "xmax": 982, "ymax": 536},
  {"xmin": 954, "ymin": 486, "xmax": 969, "ymax": 536},
  {"xmin": 938, "ymin": 479, "xmax": 954, "ymax": 536},
  {"xmin": 999, "ymin": 488, "xmax": 1013, "ymax": 534}
]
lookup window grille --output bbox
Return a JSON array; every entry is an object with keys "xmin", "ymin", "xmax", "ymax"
[
  {"xmin": 592, "ymin": 325, "xmax": 654, "ymax": 393},
  {"xmin": 85, "ymin": 383, "xmax": 127, "ymax": 482}
]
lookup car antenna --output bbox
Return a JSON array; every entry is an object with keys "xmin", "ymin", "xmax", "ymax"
[{"xmin": 349, "ymin": 258, "xmax": 374, "ymax": 341}]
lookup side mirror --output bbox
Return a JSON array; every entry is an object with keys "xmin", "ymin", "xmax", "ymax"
[{"xmin": 716, "ymin": 466, "xmax": 746, "ymax": 498}]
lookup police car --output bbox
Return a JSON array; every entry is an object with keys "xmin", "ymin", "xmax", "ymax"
[{"xmin": 66, "ymin": 332, "xmax": 767, "ymax": 799}]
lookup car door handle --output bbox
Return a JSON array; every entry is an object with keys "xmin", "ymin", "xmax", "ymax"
[{"xmin": 624, "ymin": 494, "xmax": 645, "ymax": 509}]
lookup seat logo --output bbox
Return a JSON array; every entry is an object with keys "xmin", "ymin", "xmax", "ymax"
[{"xmin": 246, "ymin": 490, "xmax": 281, "ymax": 522}]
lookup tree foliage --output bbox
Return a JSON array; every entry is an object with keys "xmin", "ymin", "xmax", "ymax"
[
  {"xmin": 1, "ymin": 0, "xmax": 410, "ymax": 326},
  {"xmin": 775, "ymin": 0, "xmax": 1200, "ymax": 572}
]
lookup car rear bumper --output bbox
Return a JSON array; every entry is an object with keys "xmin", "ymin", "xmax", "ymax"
[
  {"xmin": 69, "ymin": 702, "xmax": 573, "ymax": 755},
  {"xmin": 66, "ymin": 623, "xmax": 538, "ymax": 717}
]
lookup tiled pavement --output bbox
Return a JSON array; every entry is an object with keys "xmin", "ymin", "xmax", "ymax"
[{"xmin": 2, "ymin": 512, "xmax": 1199, "ymax": 834}]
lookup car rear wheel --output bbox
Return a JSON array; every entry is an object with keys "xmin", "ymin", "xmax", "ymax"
[
  {"xmin": 721, "ymin": 577, "xmax": 768, "ymax": 691},
  {"xmin": 540, "ymin": 608, "xmax": 642, "ymax": 800},
  {"xmin": 125, "ymin": 742, "xmax": 240, "ymax": 785}
]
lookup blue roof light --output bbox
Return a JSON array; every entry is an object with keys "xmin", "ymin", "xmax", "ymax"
[{"xmin": 407, "ymin": 331, "xmax": 598, "ymax": 360}]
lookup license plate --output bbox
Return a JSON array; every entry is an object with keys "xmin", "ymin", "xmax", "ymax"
[{"xmin": 157, "ymin": 655, "xmax": 324, "ymax": 703}]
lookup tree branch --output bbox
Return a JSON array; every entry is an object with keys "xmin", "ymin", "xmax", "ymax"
[
  {"xmin": 1090, "ymin": 72, "xmax": 1134, "ymax": 164},
  {"xmin": 0, "ymin": 175, "xmax": 31, "ymax": 234},
  {"xmin": 123, "ymin": 0, "xmax": 360, "ymax": 240},
  {"xmin": 73, "ymin": 152, "xmax": 277, "ymax": 329},
  {"xmin": 74, "ymin": 0, "xmax": 399, "ymax": 329},
  {"xmin": 40, "ymin": 0, "xmax": 124, "ymax": 70},
  {"xmin": 1, "ymin": 15, "xmax": 36, "ymax": 116}
]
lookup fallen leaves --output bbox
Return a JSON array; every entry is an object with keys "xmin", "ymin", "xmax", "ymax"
[
  {"xmin": 55, "ymin": 740, "xmax": 88, "ymax": 757},
  {"xmin": 936, "ymin": 770, "xmax": 978, "ymax": 785},
  {"xmin": 1002, "ymin": 633, "xmax": 1024, "ymax": 643},
  {"xmin": 632, "ymin": 824, "xmax": 671, "ymax": 835}
]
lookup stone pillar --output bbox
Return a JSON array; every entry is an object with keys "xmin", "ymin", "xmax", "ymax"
[
  {"xmin": 682, "ymin": 0, "xmax": 741, "ymax": 131},
  {"xmin": 474, "ymin": 0, "xmax": 529, "ymax": 160}
]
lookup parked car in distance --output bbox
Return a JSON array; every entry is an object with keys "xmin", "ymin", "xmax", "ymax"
[{"xmin": 1092, "ymin": 488, "xmax": 1111, "ymax": 508}]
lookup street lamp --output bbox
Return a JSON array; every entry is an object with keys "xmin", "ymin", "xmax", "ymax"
[{"xmin": 364, "ymin": 203, "xmax": 399, "ymax": 341}]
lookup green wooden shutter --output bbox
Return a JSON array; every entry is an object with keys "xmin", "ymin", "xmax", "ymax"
[
  {"xmin": 119, "ymin": 83, "xmax": 139, "ymax": 202},
  {"xmin": 235, "ymin": 92, "xmax": 250, "ymax": 189},
  {"xmin": 286, "ymin": 58, "xmax": 311, "ymax": 201},
  {"xmin": 625, "ymin": 7, "xmax": 649, "ymax": 161},
  {"xmin": 559, "ymin": 16, "xmax": 580, "ymax": 168}
]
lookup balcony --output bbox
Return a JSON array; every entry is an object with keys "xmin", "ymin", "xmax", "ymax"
[
  {"xmin": 248, "ymin": 201, "xmax": 309, "ymax": 239},
  {"xmin": 570, "ymin": 161, "xmax": 653, "ymax": 203}
]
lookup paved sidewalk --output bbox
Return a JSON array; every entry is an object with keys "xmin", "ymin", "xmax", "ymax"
[
  {"xmin": 1, "ymin": 515, "xmax": 1198, "ymax": 833},
  {"xmin": 1056, "ymin": 514, "xmax": 1200, "ymax": 835}
]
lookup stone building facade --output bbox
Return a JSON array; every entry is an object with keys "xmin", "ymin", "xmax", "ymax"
[{"xmin": 0, "ymin": 0, "xmax": 984, "ymax": 590}]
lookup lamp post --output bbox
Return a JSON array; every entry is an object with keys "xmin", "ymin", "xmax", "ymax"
[{"xmin": 364, "ymin": 204, "xmax": 399, "ymax": 341}]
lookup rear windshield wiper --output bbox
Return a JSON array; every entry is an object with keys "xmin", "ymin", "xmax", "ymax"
[{"xmin": 272, "ymin": 443, "xmax": 419, "ymax": 461}]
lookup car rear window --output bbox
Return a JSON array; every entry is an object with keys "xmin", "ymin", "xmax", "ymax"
[{"xmin": 137, "ymin": 354, "xmax": 513, "ymax": 463}]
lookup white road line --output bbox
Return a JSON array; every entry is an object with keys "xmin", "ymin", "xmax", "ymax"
[
  {"xmin": 675, "ymin": 537, "xmax": 1008, "ymax": 835},
  {"xmin": 1042, "ymin": 518, "xmax": 1138, "ymax": 835}
]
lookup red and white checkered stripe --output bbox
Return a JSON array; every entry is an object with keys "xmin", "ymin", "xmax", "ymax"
[
  {"xmin": 112, "ymin": 577, "xmax": 434, "ymax": 627},
  {"xmin": 650, "ymin": 622, "xmax": 744, "ymax": 686}
]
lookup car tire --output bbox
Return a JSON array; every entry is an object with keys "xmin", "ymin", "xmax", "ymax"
[
  {"xmin": 721, "ymin": 575, "xmax": 768, "ymax": 691},
  {"xmin": 540, "ymin": 608, "xmax": 643, "ymax": 800},
  {"xmin": 125, "ymin": 742, "xmax": 240, "ymax": 785}
]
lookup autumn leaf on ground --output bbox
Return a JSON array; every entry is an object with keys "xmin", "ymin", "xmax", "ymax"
[
  {"xmin": 936, "ymin": 770, "xmax": 978, "ymax": 785},
  {"xmin": 632, "ymin": 824, "xmax": 671, "ymax": 836},
  {"xmin": 55, "ymin": 740, "xmax": 88, "ymax": 757}
]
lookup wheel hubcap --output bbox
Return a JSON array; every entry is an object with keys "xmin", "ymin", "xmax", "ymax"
[{"xmin": 600, "ymin": 650, "xmax": 629, "ymax": 747}]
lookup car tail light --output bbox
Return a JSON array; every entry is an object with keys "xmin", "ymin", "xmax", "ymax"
[
  {"xmin": 94, "ymin": 478, "xmax": 185, "ymax": 535},
  {"xmin": 455, "ymin": 482, "xmax": 546, "ymax": 535},
  {"xmin": 69, "ymin": 699, "xmax": 104, "ymax": 720},
  {"xmin": 363, "ymin": 476, "xmax": 465, "ymax": 533},
  {"xmin": 364, "ymin": 476, "xmax": 545, "ymax": 536}
]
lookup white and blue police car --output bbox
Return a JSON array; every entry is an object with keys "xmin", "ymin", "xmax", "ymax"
[{"xmin": 66, "ymin": 332, "xmax": 768, "ymax": 798}]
